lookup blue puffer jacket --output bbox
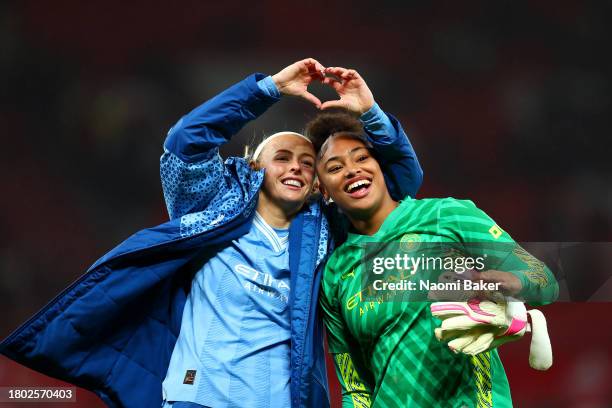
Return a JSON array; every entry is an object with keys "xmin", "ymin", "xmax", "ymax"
[{"xmin": 0, "ymin": 73, "xmax": 422, "ymax": 407}]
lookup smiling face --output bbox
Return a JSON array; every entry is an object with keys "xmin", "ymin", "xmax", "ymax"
[
  {"xmin": 255, "ymin": 133, "xmax": 316, "ymax": 218},
  {"xmin": 316, "ymin": 134, "xmax": 394, "ymax": 222}
]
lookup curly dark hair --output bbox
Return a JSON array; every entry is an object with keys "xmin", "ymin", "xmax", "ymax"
[{"xmin": 304, "ymin": 109, "xmax": 369, "ymax": 157}]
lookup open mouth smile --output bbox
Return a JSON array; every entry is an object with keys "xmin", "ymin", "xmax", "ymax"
[
  {"xmin": 344, "ymin": 177, "xmax": 372, "ymax": 198},
  {"xmin": 282, "ymin": 178, "xmax": 304, "ymax": 190}
]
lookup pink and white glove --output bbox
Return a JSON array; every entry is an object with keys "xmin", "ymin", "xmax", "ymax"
[{"xmin": 430, "ymin": 297, "xmax": 553, "ymax": 370}]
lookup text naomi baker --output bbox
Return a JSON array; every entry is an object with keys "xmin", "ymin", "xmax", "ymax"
[{"xmin": 372, "ymin": 279, "xmax": 501, "ymax": 291}]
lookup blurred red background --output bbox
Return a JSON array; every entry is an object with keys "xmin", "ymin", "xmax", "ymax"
[{"xmin": 1, "ymin": 0, "xmax": 610, "ymax": 406}]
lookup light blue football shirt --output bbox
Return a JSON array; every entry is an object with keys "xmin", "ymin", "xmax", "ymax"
[{"xmin": 162, "ymin": 212, "xmax": 291, "ymax": 407}]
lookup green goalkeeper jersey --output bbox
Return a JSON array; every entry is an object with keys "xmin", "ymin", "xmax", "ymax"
[{"xmin": 320, "ymin": 197, "xmax": 558, "ymax": 408}]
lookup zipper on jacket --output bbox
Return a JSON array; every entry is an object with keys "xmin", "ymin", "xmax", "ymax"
[{"xmin": 292, "ymin": 211, "xmax": 323, "ymax": 407}]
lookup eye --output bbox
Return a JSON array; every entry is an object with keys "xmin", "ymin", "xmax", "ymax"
[
  {"xmin": 275, "ymin": 155, "xmax": 289, "ymax": 162},
  {"xmin": 302, "ymin": 159, "xmax": 314, "ymax": 168},
  {"xmin": 327, "ymin": 165, "xmax": 342, "ymax": 173},
  {"xmin": 357, "ymin": 154, "xmax": 369, "ymax": 162}
]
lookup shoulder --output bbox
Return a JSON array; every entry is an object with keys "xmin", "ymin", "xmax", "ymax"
[
  {"xmin": 431, "ymin": 197, "xmax": 488, "ymax": 224},
  {"xmin": 435, "ymin": 197, "xmax": 511, "ymax": 241},
  {"xmin": 438, "ymin": 197, "xmax": 478, "ymax": 211},
  {"xmin": 400, "ymin": 197, "xmax": 488, "ymax": 240},
  {"xmin": 435, "ymin": 197, "xmax": 492, "ymax": 221},
  {"xmin": 395, "ymin": 195, "xmax": 471, "ymax": 210},
  {"xmin": 223, "ymin": 156, "xmax": 264, "ymax": 195},
  {"xmin": 387, "ymin": 196, "xmax": 453, "ymax": 223},
  {"xmin": 177, "ymin": 158, "xmax": 263, "ymax": 237},
  {"xmin": 409, "ymin": 197, "xmax": 481, "ymax": 218}
]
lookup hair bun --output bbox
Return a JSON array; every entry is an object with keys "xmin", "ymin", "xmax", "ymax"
[{"xmin": 304, "ymin": 109, "xmax": 363, "ymax": 153}]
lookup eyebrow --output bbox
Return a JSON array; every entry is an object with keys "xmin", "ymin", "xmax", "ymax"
[
  {"xmin": 273, "ymin": 149, "xmax": 315, "ymax": 159},
  {"xmin": 323, "ymin": 146, "xmax": 368, "ymax": 166}
]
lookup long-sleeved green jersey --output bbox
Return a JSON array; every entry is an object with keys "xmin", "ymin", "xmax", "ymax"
[{"xmin": 321, "ymin": 197, "xmax": 558, "ymax": 408}]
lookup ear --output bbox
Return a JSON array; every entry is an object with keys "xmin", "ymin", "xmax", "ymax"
[
  {"xmin": 249, "ymin": 160, "xmax": 260, "ymax": 171},
  {"xmin": 318, "ymin": 183, "xmax": 330, "ymax": 202},
  {"xmin": 311, "ymin": 179, "xmax": 320, "ymax": 194}
]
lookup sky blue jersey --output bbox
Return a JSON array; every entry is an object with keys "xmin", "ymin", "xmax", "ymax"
[{"xmin": 162, "ymin": 212, "xmax": 292, "ymax": 407}]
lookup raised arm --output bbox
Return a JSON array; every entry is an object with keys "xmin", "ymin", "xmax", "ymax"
[
  {"xmin": 161, "ymin": 58, "xmax": 325, "ymax": 219},
  {"xmin": 321, "ymin": 67, "xmax": 423, "ymax": 199}
]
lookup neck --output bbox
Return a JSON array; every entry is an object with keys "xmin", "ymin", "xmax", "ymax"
[
  {"xmin": 256, "ymin": 192, "xmax": 298, "ymax": 229},
  {"xmin": 348, "ymin": 198, "xmax": 399, "ymax": 236}
]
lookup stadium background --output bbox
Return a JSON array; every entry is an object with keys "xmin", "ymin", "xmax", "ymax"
[{"xmin": 1, "ymin": 0, "xmax": 611, "ymax": 406}]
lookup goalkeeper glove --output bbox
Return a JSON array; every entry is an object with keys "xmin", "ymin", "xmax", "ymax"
[{"xmin": 430, "ymin": 297, "xmax": 553, "ymax": 370}]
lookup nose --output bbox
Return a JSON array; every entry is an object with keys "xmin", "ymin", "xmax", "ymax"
[
  {"xmin": 344, "ymin": 164, "xmax": 361, "ymax": 178},
  {"xmin": 289, "ymin": 158, "xmax": 302, "ymax": 173}
]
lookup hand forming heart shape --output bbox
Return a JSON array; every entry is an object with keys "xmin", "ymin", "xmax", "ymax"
[{"xmin": 272, "ymin": 58, "xmax": 375, "ymax": 115}]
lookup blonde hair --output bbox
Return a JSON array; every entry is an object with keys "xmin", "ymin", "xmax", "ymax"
[{"xmin": 246, "ymin": 132, "xmax": 312, "ymax": 162}]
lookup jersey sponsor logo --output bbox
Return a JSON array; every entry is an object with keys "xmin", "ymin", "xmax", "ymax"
[
  {"xmin": 235, "ymin": 264, "xmax": 290, "ymax": 303},
  {"xmin": 488, "ymin": 224, "xmax": 503, "ymax": 239},
  {"xmin": 346, "ymin": 289, "xmax": 365, "ymax": 311},
  {"xmin": 345, "ymin": 270, "xmax": 412, "ymax": 313},
  {"xmin": 346, "ymin": 287, "xmax": 400, "ymax": 315},
  {"xmin": 358, "ymin": 299, "xmax": 384, "ymax": 316}
]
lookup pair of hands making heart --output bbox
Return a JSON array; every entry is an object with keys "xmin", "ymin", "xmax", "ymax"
[{"xmin": 272, "ymin": 58, "xmax": 375, "ymax": 115}]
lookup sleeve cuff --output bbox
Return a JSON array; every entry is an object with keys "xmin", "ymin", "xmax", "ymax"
[
  {"xmin": 360, "ymin": 101, "xmax": 394, "ymax": 133},
  {"xmin": 257, "ymin": 75, "xmax": 281, "ymax": 98}
]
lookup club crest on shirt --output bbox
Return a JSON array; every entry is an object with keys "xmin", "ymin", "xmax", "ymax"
[{"xmin": 400, "ymin": 233, "xmax": 420, "ymax": 252}]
